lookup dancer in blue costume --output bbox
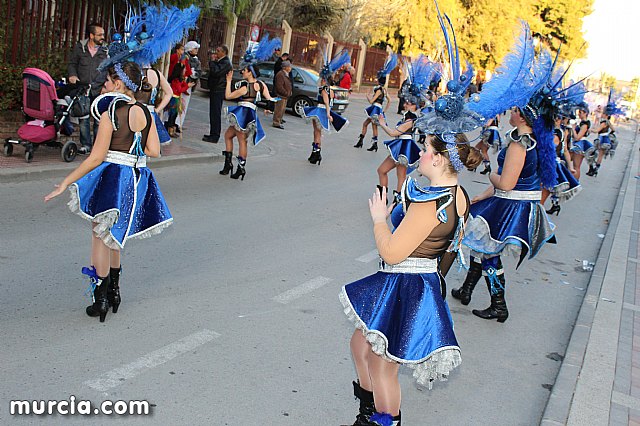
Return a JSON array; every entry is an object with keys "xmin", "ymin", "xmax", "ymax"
[
  {"xmin": 137, "ymin": 67, "xmax": 173, "ymax": 144},
  {"xmin": 375, "ymin": 55, "xmax": 441, "ymax": 205},
  {"xmin": 587, "ymin": 90, "xmax": 622, "ymax": 176},
  {"xmin": 354, "ymin": 53, "xmax": 397, "ymax": 152},
  {"xmin": 569, "ymin": 103, "xmax": 592, "ymax": 179},
  {"xmin": 542, "ymin": 113, "xmax": 581, "ymax": 215},
  {"xmin": 474, "ymin": 115, "xmax": 502, "ymax": 174},
  {"xmin": 43, "ymin": 3, "xmax": 197, "ymax": 323},
  {"xmin": 453, "ymin": 23, "xmax": 562, "ymax": 323},
  {"xmin": 219, "ymin": 34, "xmax": 280, "ymax": 180},
  {"xmin": 340, "ymin": 5, "xmax": 484, "ymax": 425},
  {"xmin": 302, "ymin": 48, "xmax": 350, "ymax": 165}
]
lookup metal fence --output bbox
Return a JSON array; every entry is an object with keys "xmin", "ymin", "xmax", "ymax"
[
  {"xmin": 289, "ymin": 31, "xmax": 327, "ymax": 71},
  {"xmin": 362, "ymin": 47, "xmax": 403, "ymax": 88},
  {"xmin": 194, "ymin": 13, "xmax": 227, "ymax": 71},
  {"xmin": 3, "ymin": 0, "xmax": 126, "ymax": 66}
]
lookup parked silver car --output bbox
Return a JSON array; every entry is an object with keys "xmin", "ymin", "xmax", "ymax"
[{"xmin": 200, "ymin": 61, "xmax": 349, "ymax": 116}]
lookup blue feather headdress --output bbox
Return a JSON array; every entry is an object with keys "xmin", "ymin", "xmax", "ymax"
[
  {"xmin": 414, "ymin": 2, "xmax": 485, "ymax": 136},
  {"xmin": 98, "ymin": 2, "xmax": 200, "ymax": 72},
  {"xmin": 376, "ymin": 53, "xmax": 398, "ymax": 82},
  {"xmin": 400, "ymin": 55, "xmax": 442, "ymax": 105},
  {"xmin": 240, "ymin": 33, "xmax": 282, "ymax": 74},
  {"xmin": 605, "ymin": 89, "xmax": 625, "ymax": 116},
  {"xmin": 319, "ymin": 48, "xmax": 351, "ymax": 83}
]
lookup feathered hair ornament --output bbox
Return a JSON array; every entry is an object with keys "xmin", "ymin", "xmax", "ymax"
[
  {"xmin": 240, "ymin": 33, "xmax": 282, "ymax": 76},
  {"xmin": 98, "ymin": 2, "xmax": 200, "ymax": 72},
  {"xmin": 414, "ymin": 1, "xmax": 485, "ymax": 136},
  {"xmin": 319, "ymin": 48, "xmax": 351, "ymax": 83},
  {"xmin": 400, "ymin": 55, "xmax": 442, "ymax": 106},
  {"xmin": 376, "ymin": 53, "xmax": 398, "ymax": 83},
  {"xmin": 605, "ymin": 89, "xmax": 625, "ymax": 116}
]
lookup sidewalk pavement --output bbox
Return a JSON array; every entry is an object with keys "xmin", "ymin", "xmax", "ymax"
[
  {"xmin": 542, "ymin": 125, "xmax": 640, "ymax": 425},
  {"xmin": 0, "ymin": 112, "xmax": 224, "ymax": 183}
]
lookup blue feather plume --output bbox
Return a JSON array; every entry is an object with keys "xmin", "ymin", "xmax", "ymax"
[
  {"xmin": 469, "ymin": 21, "xmax": 537, "ymax": 119},
  {"xmin": 380, "ymin": 53, "xmax": 398, "ymax": 77},
  {"xmin": 254, "ymin": 33, "xmax": 282, "ymax": 62},
  {"xmin": 329, "ymin": 48, "xmax": 351, "ymax": 74},
  {"xmin": 534, "ymin": 116, "xmax": 558, "ymax": 190}
]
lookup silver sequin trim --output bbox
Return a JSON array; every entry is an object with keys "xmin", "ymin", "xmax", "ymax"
[
  {"xmin": 379, "ymin": 257, "xmax": 438, "ymax": 274},
  {"xmin": 493, "ymin": 189, "xmax": 541, "ymax": 201}
]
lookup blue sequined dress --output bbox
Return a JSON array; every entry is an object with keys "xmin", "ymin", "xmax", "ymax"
[
  {"xmin": 364, "ymin": 86, "xmax": 385, "ymax": 124},
  {"xmin": 594, "ymin": 119, "xmax": 613, "ymax": 155},
  {"xmin": 383, "ymin": 111, "xmax": 421, "ymax": 173},
  {"xmin": 301, "ymin": 86, "xmax": 348, "ymax": 132},
  {"xmin": 68, "ymin": 93, "xmax": 173, "ymax": 250},
  {"xmin": 340, "ymin": 178, "xmax": 466, "ymax": 388},
  {"xmin": 570, "ymin": 120, "xmax": 593, "ymax": 154},
  {"xmin": 463, "ymin": 130, "xmax": 556, "ymax": 265},
  {"xmin": 224, "ymin": 80, "xmax": 266, "ymax": 145}
]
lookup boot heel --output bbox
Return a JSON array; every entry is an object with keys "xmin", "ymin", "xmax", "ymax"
[
  {"xmin": 497, "ymin": 316, "xmax": 508, "ymax": 323},
  {"xmin": 112, "ymin": 303, "xmax": 119, "ymax": 314},
  {"xmin": 100, "ymin": 311, "xmax": 107, "ymax": 322}
]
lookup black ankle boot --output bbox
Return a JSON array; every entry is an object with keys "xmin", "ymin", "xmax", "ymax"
[
  {"xmin": 392, "ymin": 190, "xmax": 401, "ymax": 206},
  {"xmin": 451, "ymin": 258, "xmax": 482, "ymax": 305},
  {"xmin": 350, "ymin": 381, "xmax": 375, "ymax": 426},
  {"xmin": 86, "ymin": 274, "xmax": 110, "ymax": 322},
  {"xmin": 108, "ymin": 267, "xmax": 121, "ymax": 313},
  {"xmin": 586, "ymin": 164, "xmax": 595, "ymax": 176},
  {"xmin": 367, "ymin": 140, "xmax": 378, "ymax": 152},
  {"xmin": 219, "ymin": 151, "xmax": 233, "ymax": 175},
  {"xmin": 546, "ymin": 202, "xmax": 561, "ymax": 216},
  {"xmin": 472, "ymin": 274, "xmax": 509, "ymax": 323},
  {"xmin": 354, "ymin": 135, "xmax": 364, "ymax": 148},
  {"xmin": 479, "ymin": 163, "xmax": 491, "ymax": 175},
  {"xmin": 230, "ymin": 157, "xmax": 246, "ymax": 180},
  {"xmin": 370, "ymin": 411, "xmax": 401, "ymax": 426},
  {"xmin": 309, "ymin": 144, "xmax": 322, "ymax": 165}
]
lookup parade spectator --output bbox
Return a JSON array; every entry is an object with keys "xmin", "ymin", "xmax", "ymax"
[
  {"xmin": 166, "ymin": 63, "xmax": 195, "ymax": 137},
  {"xmin": 203, "ymin": 45, "xmax": 232, "ymax": 143},
  {"xmin": 169, "ymin": 43, "xmax": 192, "ymax": 80},
  {"xmin": 67, "ymin": 22, "xmax": 107, "ymax": 154},
  {"xmin": 273, "ymin": 61, "xmax": 293, "ymax": 129},
  {"xmin": 339, "ymin": 65, "xmax": 353, "ymax": 90},
  {"xmin": 178, "ymin": 40, "xmax": 201, "ymax": 129},
  {"xmin": 268, "ymin": 51, "xmax": 289, "ymax": 115}
]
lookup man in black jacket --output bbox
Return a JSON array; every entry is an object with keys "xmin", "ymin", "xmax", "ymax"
[
  {"xmin": 67, "ymin": 22, "xmax": 107, "ymax": 153},
  {"xmin": 203, "ymin": 45, "xmax": 232, "ymax": 143}
]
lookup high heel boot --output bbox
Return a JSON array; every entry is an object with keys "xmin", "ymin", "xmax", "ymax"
[
  {"xmin": 346, "ymin": 381, "xmax": 375, "ymax": 426},
  {"xmin": 451, "ymin": 258, "xmax": 482, "ymax": 305},
  {"xmin": 354, "ymin": 134, "xmax": 364, "ymax": 148},
  {"xmin": 367, "ymin": 138, "xmax": 378, "ymax": 152},
  {"xmin": 479, "ymin": 162, "xmax": 492, "ymax": 175},
  {"xmin": 219, "ymin": 151, "xmax": 233, "ymax": 175},
  {"xmin": 108, "ymin": 267, "xmax": 121, "ymax": 313},
  {"xmin": 546, "ymin": 200, "xmax": 561, "ymax": 216},
  {"xmin": 472, "ymin": 273, "xmax": 509, "ymax": 323},
  {"xmin": 308, "ymin": 143, "xmax": 322, "ymax": 165},
  {"xmin": 86, "ymin": 274, "xmax": 110, "ymax": 322},
  {"xmin": 230, "ymin": 156, "xmax": 246, "ymax": 180}
]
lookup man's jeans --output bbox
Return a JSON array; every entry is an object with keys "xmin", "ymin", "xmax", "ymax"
[{"xmin": 79, "ymin": 117, "xmax": 98, "ymax": 149}]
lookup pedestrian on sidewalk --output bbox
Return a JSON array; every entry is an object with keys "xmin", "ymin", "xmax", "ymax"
[
  {"xmin": 272, "ymin": 61, "xmax": 292, "ymax": 129},
  {"xmin": 219, "ymin": 36, "xmax": 279, "ymax": 180},
  {"xmin": 67, "ymin": 22, "xmax": 108, "ymax": 154},
  {"xmin": 203, "ymin": 45, "xmax": 232, "ymax": 143},
  {"xmin": 166, "ymin": 62, "xmax": 195, "ymax": 137},
  {"xmin": 453, "ymin": 23, "xmax": 560, "ymax": 324},
  {"xmin": 267, "ymin": 50, "xmax": 288, "ymax": 115},
  {"xmin": 178, "ymin": 40, "xmax": 202, "ymax": 130}
]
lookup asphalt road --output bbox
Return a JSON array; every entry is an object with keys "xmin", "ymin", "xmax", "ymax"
[{"xmin": 0, "ymin": 95, "xmax": 634, "ymax": 425}]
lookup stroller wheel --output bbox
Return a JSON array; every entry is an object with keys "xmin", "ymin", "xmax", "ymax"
[
  {"xmin": 3, "ymin": 143, "xmax": 13, "ymax": 157},
  {"xmin": 25, "ymin": 151, "xmax": 33, "ymax": 163},
  {"xmin": 61, "ymin": 141, "xmax": 77, "ymax": 162}
]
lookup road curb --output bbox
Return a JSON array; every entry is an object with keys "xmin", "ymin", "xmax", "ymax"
[
  {"xmin": 541, "ymin": 133, "xmax": 639, "ymax": 425},
  {"xmin": 0, "ymin": 152, "xmax": 222, "ymax": 183}
]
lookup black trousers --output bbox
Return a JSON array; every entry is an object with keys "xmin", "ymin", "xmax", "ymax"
[{"xmin": 209, "ymin": 91, "xmax": 225, "ymax": 141}]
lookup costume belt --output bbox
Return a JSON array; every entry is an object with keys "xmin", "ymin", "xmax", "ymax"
[
  {"xmin": 494, "ymin": 189, "xmax": 541, "ymax": 201},
  {"xmin": 379, "ymin": 257, "xmax": 438, "ymax": 274},
  {"xmin": 372, "ymin": 102, "xmax": 383, "ymax": 108},
  {"xmin": 238, "ymin": 101, "xmax": 257, "ymax": 110},
  {"xmin": 487, "ymin": 126, "xmax": 499, "ymax": 131},
  {"xmin": 315, "ymin": 104, "xmax": 328, "ymax": 109},
  {"xmin": 398, "ymin": 135, "xmax": 413, "ymax": 140},
  {"xmin": 105, "ymin": 150, "xmax": 147, "ymax": 168}
]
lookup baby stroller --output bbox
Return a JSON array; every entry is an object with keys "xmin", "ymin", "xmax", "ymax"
[{"xmin": 3, "ymin": 68, "xmax": 81, "ymax": 163}]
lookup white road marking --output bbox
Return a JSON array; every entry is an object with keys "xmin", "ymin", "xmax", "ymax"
[
  {"xmin": 356, "ymin": 250, "xmax": 378, "ymax": 263},
  {"xmin": 84, "ymin": 329, "xmax": 220, "ymax": 391},
  {"xmin": 272, "ymin": 276, "xmax": 333, "ymax": 304}
]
